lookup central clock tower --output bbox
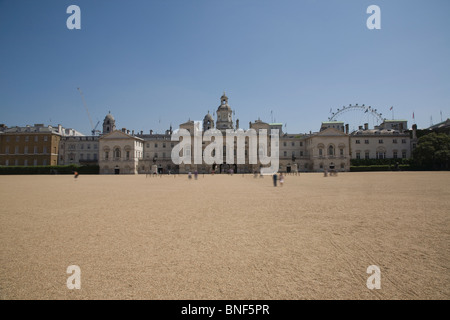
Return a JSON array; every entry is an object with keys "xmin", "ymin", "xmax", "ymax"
[{"xmin": 216, "ymin": 92, "xmax": 234, "ymax": 131}]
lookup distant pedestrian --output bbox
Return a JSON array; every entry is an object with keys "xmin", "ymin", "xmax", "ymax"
[
  {"xmin": 188, "ymin": 172, "xmax": 192, "ymax": 179},
  {"xmin": 194, "ymin": 170, "xmax": 198, "ymax": 180},
  {"xmin": 279, "ymin": 173, "xmax": 284, "ymax": 187},
  {"xmin": 324, "ymin": 169, "xmax": 328, "ymax": 177},
  {"xmin": 273, "ymin": 173, "xmax": 278, "ymax": 187},
  {"xmin": 74, "ymin": 171, "xmax": 79, "ymax": 179}
]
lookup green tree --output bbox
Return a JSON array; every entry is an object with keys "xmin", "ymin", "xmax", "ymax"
[{"xmin": 413, "ymin": 132, "xmax": 450, "ymax": 169}]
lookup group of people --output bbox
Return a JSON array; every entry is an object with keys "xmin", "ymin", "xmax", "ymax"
[
  {"xmin": 323, "ymin": 169, "xmax": 338, "ymax": 177},
  {"xmin": 272, "ymin": 173, "xmax": 284, "ymax": 187},
  {"xmin": 188, "ymin": 171, "xmax": 199, "ymax": 180}
]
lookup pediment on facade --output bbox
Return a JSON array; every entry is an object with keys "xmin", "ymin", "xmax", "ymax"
[
  {"xmin": 316, "ymin": 128, "xmax": 348, "ymax": 136},
  {"xmin": 100, "ymin": 130, "xmax": 142, "ymax": 141}
]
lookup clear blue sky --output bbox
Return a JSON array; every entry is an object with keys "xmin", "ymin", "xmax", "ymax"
[{"xmin": 1, "ymin": 0, "xmax": 449, "ymax": 135}]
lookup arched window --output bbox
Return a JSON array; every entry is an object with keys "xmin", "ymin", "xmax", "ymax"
[
  {"xmin": 328, "ymin": 145, "xmax": 334, "ymax": 156},
  {"xmin": 114, "ymin": 147, "xmax": 121, "ymax": 159},
  {"xmin": 317, "ymin": 143, "xmax": 324, "ymax": 157}
]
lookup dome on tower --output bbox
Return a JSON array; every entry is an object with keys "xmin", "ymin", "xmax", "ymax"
[
  {"xmin": 204, "ymin": 112, "xmax": 214, "ymax": 121},
  {"xmin": 218, "ymin": 92, "xmax": 231, "ymax": 110},
  {"xmin": 203, "ymin": 111, "xmax": 215, "ymax": 130},
  {"xmin": 104, "ymin": 113, "xmax": 115, "ymax": 121},
  {"xmin": 103, "ymin": 111, "xmax": 116, "ymax": 134}
]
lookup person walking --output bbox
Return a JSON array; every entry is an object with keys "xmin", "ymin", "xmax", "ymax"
[
  {"xmin": 279, "ymin": 173, "xmax": 284, "ymax": 187},
  {"xmin": 273, "ymin": 173, "xmax": 278, "ymax": 187}
]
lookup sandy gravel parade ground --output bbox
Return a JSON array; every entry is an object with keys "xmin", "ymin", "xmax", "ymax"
[{"xmin": 0, "ymin": 172, "xmax": 449, "ymax": 300}]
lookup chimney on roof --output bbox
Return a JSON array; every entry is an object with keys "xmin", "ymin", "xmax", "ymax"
[
  {"xmin": 140, "ymin": 130, "xmax": 143, "ymax": 135},
  {"xmin": 412, "ymin": 124, "xmax": 417, "ymax": 139},
  {"xmin": 122, "ymin": 128, "xmax": 126, "ymax": 133},
  {"xmin": 359, "ymin": 125, "xmax": 363, "ymax": 130},
  {"xmin": 132, "ymin": 130, "xmax": 134, "ymax": 136},
  {"xmin": 364, "ymin": 123, "xmax": 369, "ymax": 130},
  {"xmin": 150, "ymin": 130, "xmax": 153, "ymax": 135},
  {"xmin": 345, "ymin": 124, "xmax": 349, "ymax": 134}
]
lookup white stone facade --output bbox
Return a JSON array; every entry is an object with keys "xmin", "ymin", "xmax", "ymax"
[
  {"xmin": 94, "ymin": 95, "xmax": 414, "ymax": 174},
  {"xmin": 99, "ymin": 130, "xmax": 144, "ymax": 174},
  {"xmin": 350, "ymin": 122, "xmax": 411, "ymax": 160}
]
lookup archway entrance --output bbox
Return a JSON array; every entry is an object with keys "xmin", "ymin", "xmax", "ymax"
[{"xmin": 114, "ymin": 166, "xmax": 120, "ymax": 174}]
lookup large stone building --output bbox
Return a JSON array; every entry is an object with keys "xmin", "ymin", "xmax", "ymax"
[
  {"xmin": 0, "ymin": 93, "xmax": 414, "ymax": 173},
  {"xmin": 95, "ymin": 93, "xmax": 353, "ymax": 174},
  {"xmin": 349, "ymin": 120, "xmax": 412, "ymax": 160},
  {"xmin": 99, "ymin": 129, "xmax": 144, "ymax": 174},
  {"xmin": 58, "ymin": 135, "xmax": 99, "ymax": 166},
  {"xmin": 0, "ymin": 124, "xmax": 83, "ymax": 167},
  {"xmin": 58, "ymin": 112, "xmax": 118, "ymax": 166}
]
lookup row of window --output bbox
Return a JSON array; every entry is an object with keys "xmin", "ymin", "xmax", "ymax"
[
  {"xmin": 355, "ymin": 139, "xmax": 407, "ymax": 144},
  {"xmin": 3, "ymin": 146, "xmax": 55, "ymax": 154},
  {"xmin": 67, "ymin": 153, "xmax": 98, "ymax": 161},
  {"xmin": 104, "ymin": 148, "xmax": 142, "ymax": 160},
  {"xmin": 4, "ymin": 135, "xmax": 50, "ymax": 142},
  {"xmin": 3, "ymin": 159, "xmax": 52, "ymax": 166},
  {"xmin": 146, "ymin": 153, "xmax": 168, "ymax": 159},
  {"xmin": 355, "ymin": 151, "xmax": 407, "ymax": 159},
  {"xmin": 318, "ymin": 146, "xmax": 344, "ymax": 157},
  {"xmin": 147, "ymin": 142, "xmax": 174, "ymax": 149},
  {"xmin": 66, "ymin": 144, "xmax": 98, "ymax": 150},
  {"xmin": 283, "ymin": 141, "xmax": 303, "ymax": 147},
  {"xmin": 283, "ymin": 151, "xmax": 305, "ymax": 157},
  {"xmin": 143, "ymin": 141, "xmax": 306, "ymax": 149}
]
